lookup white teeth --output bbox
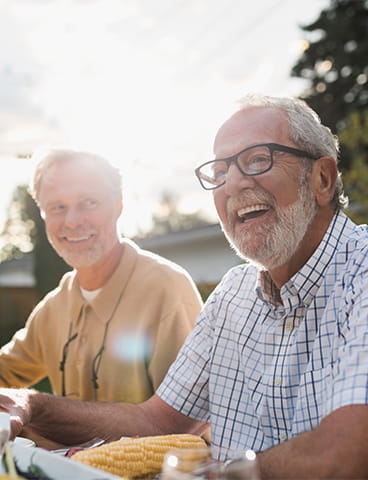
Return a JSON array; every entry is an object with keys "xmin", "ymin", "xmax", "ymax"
[
  {"xmin": 65, "ymin": 235, "xmax": 91, "ymax": 242},
  {"xmin": 237, "ymin": 204, "xmax": 270, "ymax": 217}
]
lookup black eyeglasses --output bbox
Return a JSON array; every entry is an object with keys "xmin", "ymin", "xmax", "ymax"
[
  {"xmin": 194, "ymin": 142, "xmax": 319, "ymax": 190},
  {"xmin": 59, "ymin": 330, "xmax": 78, "ymax": 398},
  {"xmin": 59, "ymin": 318, "xmax": 112, "ymax": 401}
]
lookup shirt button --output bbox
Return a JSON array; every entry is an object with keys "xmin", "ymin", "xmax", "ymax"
[
  {"xmin": 274, "ymin": 377, "xmax": 282, "ymax": 386},
  {"xmin": 284, "ymin": 321, "xmax": 293, "ymax": 331},
  {"xmin": 279, "ymin": 432, "xmax": 287, "ymax": 441}
]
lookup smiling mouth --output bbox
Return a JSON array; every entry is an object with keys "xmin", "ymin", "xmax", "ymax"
[
  {"xmin": 237, "ymin": 204, "xmax": 271, "ymax": 222},
  {"xmin": 63, "ymin": 234, "xmax": 93, "ymax": 243}
]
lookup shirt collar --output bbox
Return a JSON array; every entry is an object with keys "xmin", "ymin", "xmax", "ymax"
[{"xmin": 70, "ymin": 239, "xmax": 139, "ymax": 323}]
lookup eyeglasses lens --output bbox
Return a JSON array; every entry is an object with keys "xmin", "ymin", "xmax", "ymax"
[
  {"xmin": 198, "ymin": 145, "xmax": 273, "ymax": 189},
  {"xmin": 238, "ymin": 145, "xmax": 272, "ymax": 175},
  {"xmin": 199, "ymin": 161, "xmax": 228, "ymax": 189}
]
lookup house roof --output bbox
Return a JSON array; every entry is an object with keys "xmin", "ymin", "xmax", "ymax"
[
  {"xmin": 136, "ymin": 222, "xmax": 223, "ymax": 249},
  {"xmin": 136, "ymin": 222, "xmax": 243, "ymax": 284}
]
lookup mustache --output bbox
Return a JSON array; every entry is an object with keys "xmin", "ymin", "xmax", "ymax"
[{"xmin": 226, "ymin": 191, "xmax": 275, "ymax": 212}]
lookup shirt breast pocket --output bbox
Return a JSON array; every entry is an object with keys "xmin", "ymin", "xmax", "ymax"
[{"xmin": 293, "ymin": 363, "xmax": 332, "ymax": 434}]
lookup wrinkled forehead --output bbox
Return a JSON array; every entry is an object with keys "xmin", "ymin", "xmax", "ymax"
[{"xmin": 213, "ymin": 107, "xmax": 290, "ymax": 158}]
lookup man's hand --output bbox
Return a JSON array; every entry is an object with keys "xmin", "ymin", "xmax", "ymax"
[{"xmin": 0, "ymin": 388, "xmax": 35, "ymax": 439}]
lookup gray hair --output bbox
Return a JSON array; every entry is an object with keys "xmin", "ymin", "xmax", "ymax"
[
  {"xmin": 29, "ymin": 147, "xmax": 122, "ymax": 205},
  {"xmin": 237, "ymin": 94, "xmax": 348, "ymax": 210}
]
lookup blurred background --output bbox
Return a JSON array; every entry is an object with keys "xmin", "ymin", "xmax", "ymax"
[{"xmin": 0, "ymin": 0, "xmax": 367, "ymax": 341}]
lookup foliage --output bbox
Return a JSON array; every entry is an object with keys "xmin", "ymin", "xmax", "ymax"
[
  {"xmin": 0, "ymin": 185, "xmax": 71, "ymax": 298},
  {"xmin": 291, "ymin": 0, "xmax": 368, "ymax": 171},
  {"xmin": 0, "ymin": 185, "xmax": 34, "ymax": 262},
  {"xmin": 291, "ymin": 0, "xmax": 368, "ymax": 224},
  {"xmin": 339, "ymin": 109, "xmax": 368, "ymax": 224}
]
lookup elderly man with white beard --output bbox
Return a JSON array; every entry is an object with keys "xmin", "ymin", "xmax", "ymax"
[{"xmin": 2, "ymin": 94, "xmax": 368, "ymax": 479}]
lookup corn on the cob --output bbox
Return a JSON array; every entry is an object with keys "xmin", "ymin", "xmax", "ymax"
[{"xmin": 72, "ymin": 433, "xmax": 207, "ymax": 478}]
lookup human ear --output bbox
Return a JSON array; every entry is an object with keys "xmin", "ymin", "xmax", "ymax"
[{"xmin": 311, "ymin": 156, "xmax": 338, "ymax": 207}]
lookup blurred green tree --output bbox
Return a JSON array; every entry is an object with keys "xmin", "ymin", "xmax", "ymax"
[
  {"xmin": 291, "ymin": 0, "xmax": 368, "ymax": 223},
  {"xmin": 338, "ymin": 109, "xmax": 368, "ymax": 223},
  {"xmin": 0, "ymin": 185, "xmax": 34, "ymax": 262},
  {"xmin": 291, "ymin": 0, "xmax": 368, "ymax": 172},
  {"xmin": 0, "ymin": 185, "xmax": 71, "ymax": 298}
]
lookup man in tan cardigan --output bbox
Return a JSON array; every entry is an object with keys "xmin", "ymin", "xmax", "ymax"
[{"xmin": 0, "ymin": 148, "xmax": 202, "ymax": 406}]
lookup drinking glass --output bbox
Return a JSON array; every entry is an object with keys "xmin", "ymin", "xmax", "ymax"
[
  {"xmin": 162, "ymin": 446, "xmax": 218, "ymax": 480},
  {"xmin": 220, "ymin": 449, "xmax": 260, "ymax": 480},
  {"xmin": 162, "ymin": 446, "xmax": 259, "ymax": 480}
]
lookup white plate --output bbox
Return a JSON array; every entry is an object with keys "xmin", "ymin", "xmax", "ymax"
[
  {"xmin": 11, "ymin": 436, "xmax": 36, "ymax": 448},
  {"xmin": 0, "ymin": 442, "xmax": 120, "ymax": 479}
]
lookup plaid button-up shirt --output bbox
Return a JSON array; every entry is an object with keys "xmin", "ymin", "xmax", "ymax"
[{"xmin": 157, "ymin": 212, "xmax": 368, "ymax": 459}]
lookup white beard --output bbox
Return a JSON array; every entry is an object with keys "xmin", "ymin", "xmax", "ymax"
[{"xmin": 221, "ymin": 177, "xmax": 318, "ymax": 270}]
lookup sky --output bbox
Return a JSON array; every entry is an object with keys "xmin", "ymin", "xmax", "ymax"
[{"xmin": 0, "ymin": 0, "xmax": 330, "ymax": 237}]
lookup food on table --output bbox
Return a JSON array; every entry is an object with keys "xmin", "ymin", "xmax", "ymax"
[{"xmin": 72, "ymin": 433, "xmax": 207, "ymax": 478}]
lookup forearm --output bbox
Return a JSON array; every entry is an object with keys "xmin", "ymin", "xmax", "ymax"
[
  {"xmin": 257, "ymin": 405, "xmax": 368, "ymax": 479},
  {"xmin": 257, "ymin": 429, "xmax": 332, "ymax": 479},
  {"xmin": 1, "ymin": 388, "xmax": 207, "ymax": 446},
  {"xmin": 27, "ymin": 392, "xmax": 150, "ymax": 444}
]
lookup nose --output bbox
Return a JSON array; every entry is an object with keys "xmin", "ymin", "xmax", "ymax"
[
  {"xmin": 223, "ymin": 162, "xmax": 256, "ymax": 196},
  {"xmin": 63, "ymin": 205, "xmax": 84, "ymax": 227}
]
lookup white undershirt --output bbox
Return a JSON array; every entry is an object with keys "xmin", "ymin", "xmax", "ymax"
[{"xmin": 80, "ymin": 287, "xmax": 102, "ymax": 302}]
